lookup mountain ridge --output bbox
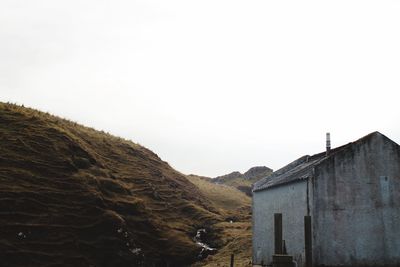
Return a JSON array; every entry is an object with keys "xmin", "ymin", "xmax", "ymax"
[{"xmin": 212, "ymin": 166, "xmax": 273, "ymax": 196}]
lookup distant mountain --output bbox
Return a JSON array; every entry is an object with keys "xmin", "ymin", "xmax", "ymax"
[
  {"xmin": 0, "ymin": 102, "xmax": 226, "ymax": 267},
  {"xmin": 213, "ymin": 166, "xmax": 273, "ymax": 196},
  {"xmin": 243, "ymin": 166, "xmax": 273, "ymax": 181}
]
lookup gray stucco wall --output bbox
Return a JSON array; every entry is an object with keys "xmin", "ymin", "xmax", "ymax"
[
  {"xmin": 252, "ymin": 180, "xmax": 311, "ymax": 266},
  {"xmin": 312, "ymin": 133, "xmax": 400, "ymax": 266}
]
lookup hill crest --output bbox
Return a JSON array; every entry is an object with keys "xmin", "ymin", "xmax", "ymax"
[{"xmin": 212, "ymin": 166, "xmax": 273, "ymax": 196}]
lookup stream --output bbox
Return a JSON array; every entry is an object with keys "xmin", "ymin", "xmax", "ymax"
[{"xmin": 193, "ymin": 229, "xmax": 216, "ymax": 258}]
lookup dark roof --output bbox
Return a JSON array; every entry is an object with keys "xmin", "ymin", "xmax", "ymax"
[{"xmin": 253, "ymin": 131, "xmax": 384, "ymax": 192}]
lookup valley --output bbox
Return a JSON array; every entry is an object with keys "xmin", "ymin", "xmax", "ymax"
[{"xmin": 0, "ymin": 102, "xmax": 263, "ymax": 266}]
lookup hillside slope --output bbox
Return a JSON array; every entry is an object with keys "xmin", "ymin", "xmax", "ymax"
[
  {"xmin": 0, "ymin": 103, "xmax": 222, "ymax": 267},
  {"xmin": 186, "ymin": 175, "xmax": 250, "ymax": 218},
  {"xmin": 213, "ymin": 166, "xmax": 273, "ymax": 196},
  {"xmin": 186, "ymin": 175, "xmax": 252, "ymax": 267}
]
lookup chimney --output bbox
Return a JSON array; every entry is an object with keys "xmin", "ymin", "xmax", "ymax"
[{"xmin": 326, "ymin": 132, "xmax": 331, "ymax": 156}]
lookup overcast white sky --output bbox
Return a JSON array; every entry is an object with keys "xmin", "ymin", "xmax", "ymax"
[{"xmin": 1, "ymin": 0, "xmax": 399, "ymax": 177}]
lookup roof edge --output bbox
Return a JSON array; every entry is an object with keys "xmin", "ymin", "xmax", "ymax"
[
  {"xmin": 253, "ymin": 131, "xmax": 396, "ymax": 193},
  {"xmin": 253, "ymin": 175, "xmax": 309, "ymax": 192}
]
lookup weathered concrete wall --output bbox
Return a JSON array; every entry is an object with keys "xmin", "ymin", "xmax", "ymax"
[
  {"xmin": 312, "ymin": 133, "xmax": 400, "ymax": 266},
  {"xmin": 252, "ymin": 180, "xmax": 310, "ymax": 266}
]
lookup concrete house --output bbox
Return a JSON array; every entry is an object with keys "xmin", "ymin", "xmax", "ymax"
[{"xmin": 252, "ymin": 132, "xmax": 400, "ymax": 267}]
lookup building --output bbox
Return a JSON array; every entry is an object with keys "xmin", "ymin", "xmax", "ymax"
[{"xmin": 252, "ymin": 132, "xmax": 400, "ymax": 267}]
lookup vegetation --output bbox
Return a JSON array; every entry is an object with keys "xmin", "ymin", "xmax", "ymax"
[
  {"xmin": 186, "ymin": 175, "xmax": 252, "ymax": 267},
  {"xmin": 213, "ymin": 167, "xmax": 272, "ymax": 197},
  {"xmin": 192, "ymin": 221, "xmax": 252, "ymax": 267},
  {"xmin": 186, "ymin": 175, "xmax": 251, "ymax": 214},
  {"xmin": 0, "ymin": 102, "xmax": 218, "ymax": 266},
  {"xmin": 0, "ymin": 102, "xmax": 253, "ymax": 267},
  {"xmin": 214, "ymin": 175, "xmax": 254, "ymax": 196}
]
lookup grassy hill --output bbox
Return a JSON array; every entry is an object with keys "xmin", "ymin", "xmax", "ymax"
[
  {"xmin": 0, "ymin": 102, "xmax": 227, "ymax": 267},
  {"xmin": 186, "ymin": 175, "xmax": 250, "ymax": 215},
  {"xmin": 186, "ymin": 175, "xmax": 252, "ymax": 267},
  {"xmin": 213, "ymin": 167, "xmax": 273, "ymax": 196}
]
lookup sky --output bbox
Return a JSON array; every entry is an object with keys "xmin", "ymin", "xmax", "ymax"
[{"xmin": 1, "ymin": 0, "xmax": 400, "ymax": 177}]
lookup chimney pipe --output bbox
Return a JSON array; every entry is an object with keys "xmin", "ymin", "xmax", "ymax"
[{"xmin": 326, "ymin": 132, "xmax": 331, "ymax": 156}]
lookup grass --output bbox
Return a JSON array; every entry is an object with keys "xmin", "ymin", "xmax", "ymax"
[
  {"xmin": 186, "ymin": 175, "xmax": 251, "ymax": 214},
  {"xmin": 213, "ymin": 167, "xmax": 272, "ymax": 196},
  {"xmin": 0, "ymin": 102, "xmax": 224, "ymax": 266},
  {"xmin": 0, "ymin": 102, "xmax": 254, "ymax": 267},
  {"xmin": 186, "ymin": 175, "xmax": 252, "ymax": 267},
  {"xmin": 193, "ymin": 221, "xmax": 252, "ymax": 267}
]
